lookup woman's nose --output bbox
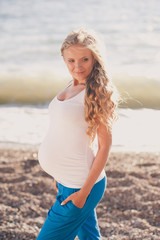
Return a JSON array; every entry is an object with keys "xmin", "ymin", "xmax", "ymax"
[{"xmin": 75, "ymin": 62, "xmax": 82, "ymax": 70}]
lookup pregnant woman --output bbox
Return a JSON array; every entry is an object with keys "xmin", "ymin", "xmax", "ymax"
[{"xmin": 37, "ymin": 28, "xmax": 119, "ymax": 240}]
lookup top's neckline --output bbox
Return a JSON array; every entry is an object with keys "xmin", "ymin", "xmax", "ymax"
[{"xmin": 56, "ymin": 87, "xmax": 85, "ymax": 102}]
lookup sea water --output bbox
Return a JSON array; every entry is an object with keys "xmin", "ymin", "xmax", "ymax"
[{"xmin": 0, "ymin": 0, "xmax": 160, "ymax": 108}]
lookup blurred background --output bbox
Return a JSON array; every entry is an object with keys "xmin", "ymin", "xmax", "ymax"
[{"xmin": 0, "ymin": 0, "xmax": 160, "ymax": 151}]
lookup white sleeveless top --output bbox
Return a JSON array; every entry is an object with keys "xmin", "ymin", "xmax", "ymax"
[{"xmin": 38, "ymin": 83, "xmax": 106, "ymax": 188}]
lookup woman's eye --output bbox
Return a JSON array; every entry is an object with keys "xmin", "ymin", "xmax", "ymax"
[
  {"xmin": 68, "ymin": 59, "xmax": 74, "ymax": 63},
  {"xmin": 83, "ymin": 58, "xmax": 89, "ymax": 62}
]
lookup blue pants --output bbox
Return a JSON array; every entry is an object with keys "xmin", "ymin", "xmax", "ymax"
[{"xmin": 37, "ymin": 176, "xmax": 107, "ymax": 240}]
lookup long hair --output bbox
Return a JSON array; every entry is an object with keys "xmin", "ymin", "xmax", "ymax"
[{"xmin": 61, "ymin": 28, "xmax": 120, "ymax": 144}]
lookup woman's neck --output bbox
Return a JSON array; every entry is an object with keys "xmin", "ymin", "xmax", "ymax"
[{"xmin": 73, "ymin": 79, "xmax": 86, "ymax": 86}]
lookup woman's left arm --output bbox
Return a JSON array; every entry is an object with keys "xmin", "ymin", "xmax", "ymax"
[
  {"xmin": 61, "ymin": 123, "xmax": 112, "ymax": 208},
  {"xmin": 80, "ymin": 123, "xmax": 112, "ymax": 197}
]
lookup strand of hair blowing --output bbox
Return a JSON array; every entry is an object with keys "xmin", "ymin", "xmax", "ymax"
[{"xmin": 84, "ymin": 61, "xmax": 118, "ymax": 144}]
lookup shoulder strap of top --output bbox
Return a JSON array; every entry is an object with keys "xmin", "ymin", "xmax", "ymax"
[{"xmin": 66, "ymin": 80, "xmax": 73, "ymax": 89}]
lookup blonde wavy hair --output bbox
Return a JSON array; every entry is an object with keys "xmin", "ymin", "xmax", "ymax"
[{"xmin": 61, "ymin": 28, "xmax": 120, "ymax": 144}]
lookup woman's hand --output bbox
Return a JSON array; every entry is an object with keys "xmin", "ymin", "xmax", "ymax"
[
  {"xmin": 54, "ymin": 179, "xmax": 58, "ymax": 192},
  {"xmin": 61, "ymin": 190, "xmax": 88, "ymax": 209}
]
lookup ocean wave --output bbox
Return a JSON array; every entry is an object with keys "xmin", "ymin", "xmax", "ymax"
[{"xmin": 0, "ymin": 72, "xmax": 160, "ymax": 109}]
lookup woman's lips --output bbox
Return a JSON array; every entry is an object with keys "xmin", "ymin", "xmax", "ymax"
[{"xmin": 75, "ymin": 72, "xmax": 84, "ymax": 74}]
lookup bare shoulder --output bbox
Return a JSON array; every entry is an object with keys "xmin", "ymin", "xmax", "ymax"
[{"xmin": 57, "ymin": 80, "xmax": 73, "ymax": 100}]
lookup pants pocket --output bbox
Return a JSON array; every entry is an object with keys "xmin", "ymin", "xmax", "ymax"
[{"xmin": 70, "ymin": 200, "xmax": 83, "ymax": 210}]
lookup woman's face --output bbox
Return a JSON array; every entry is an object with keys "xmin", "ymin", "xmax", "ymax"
[{"xmin": 63, "ymin": 44, "xmax": 95, "ymax": 82}]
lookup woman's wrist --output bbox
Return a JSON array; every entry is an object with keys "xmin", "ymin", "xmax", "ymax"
[{"xmin": 80, "ymin": 185, "xmax": 92, "ymax": 197}]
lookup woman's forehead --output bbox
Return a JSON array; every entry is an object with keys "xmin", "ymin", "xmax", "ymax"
[{"xmin": 63, "ymin": 44, "xmax": 93, "ymax": 57}]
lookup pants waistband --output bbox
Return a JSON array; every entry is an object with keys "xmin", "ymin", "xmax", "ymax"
[{"xmin": 57, "ymin": 175, "xmax": 106, "ymax": 196}]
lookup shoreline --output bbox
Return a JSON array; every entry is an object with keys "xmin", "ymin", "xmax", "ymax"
[{"xmin": 0, "ymin": 141, "xmax": 159, "ymax": 153}]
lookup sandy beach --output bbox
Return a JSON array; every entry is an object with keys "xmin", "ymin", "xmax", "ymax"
[{"xmin": 0, "ymin": 146, "xmax": 159, "ymax": 240}]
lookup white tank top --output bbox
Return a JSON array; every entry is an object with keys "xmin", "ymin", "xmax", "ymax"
[{"xmin": 38, "ymin": 83, "xmax": 106, "ymax": 188}]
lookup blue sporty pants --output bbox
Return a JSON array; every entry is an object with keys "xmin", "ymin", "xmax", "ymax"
[{"xmin": 37, "ymin": 176, "xmax": 107, "ymax": 240}]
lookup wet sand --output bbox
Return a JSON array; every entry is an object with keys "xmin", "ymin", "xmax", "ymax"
[{"xmin": 0, "ymin": 147, "xmax": 160, "ymax": 240}]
